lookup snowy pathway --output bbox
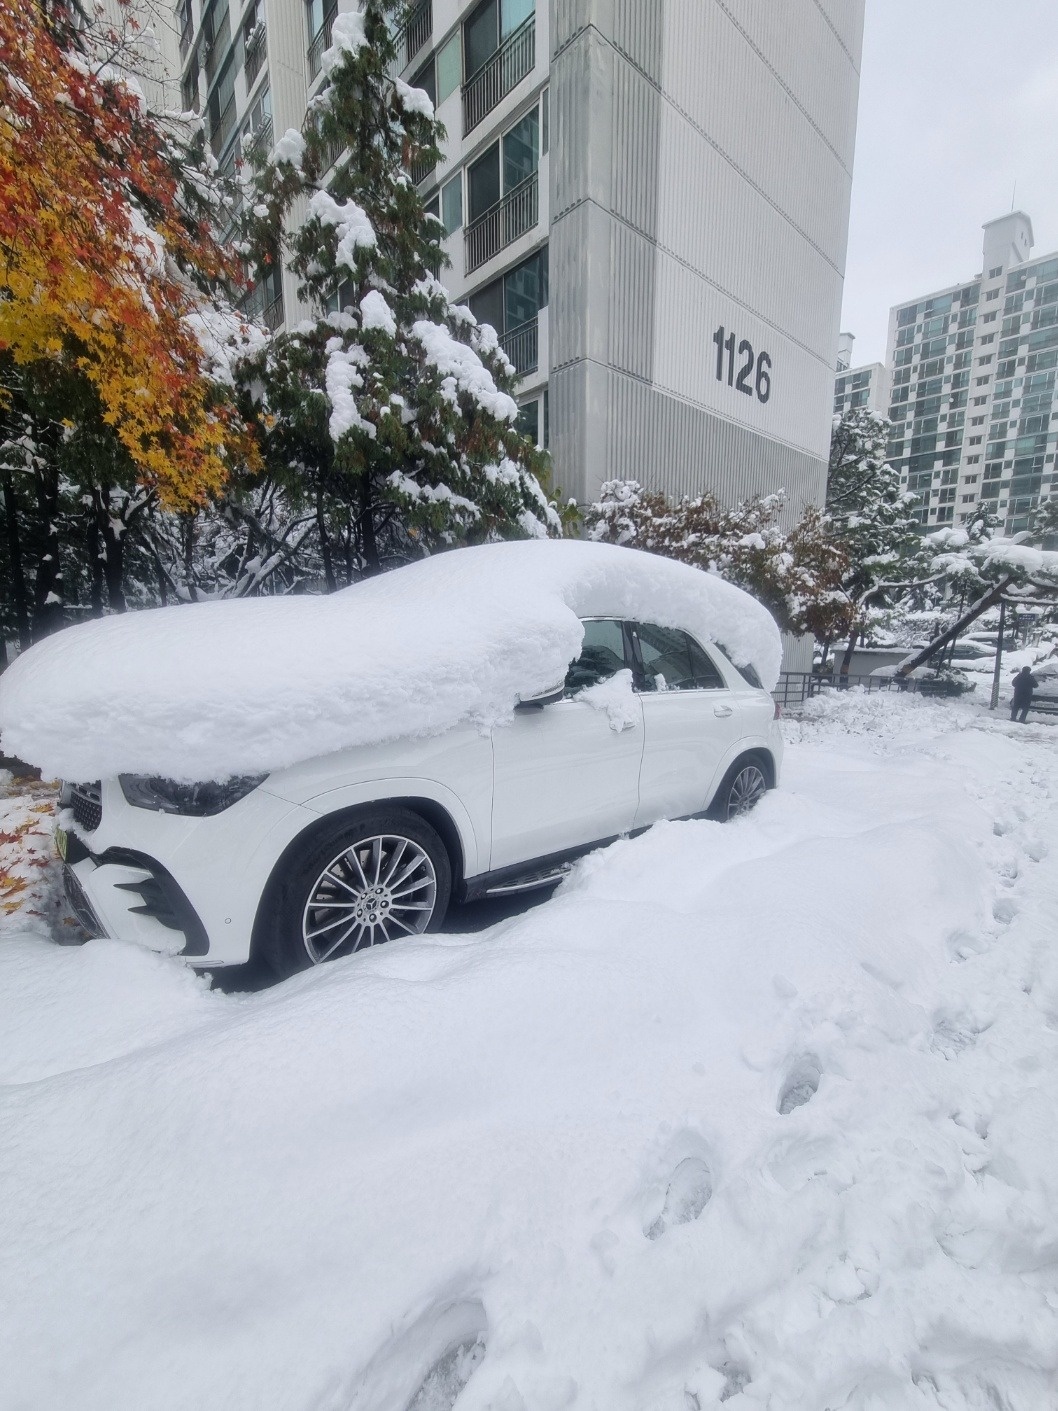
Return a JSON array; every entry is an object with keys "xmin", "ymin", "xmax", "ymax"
[{"xmin": 2, "ymin": 694, "xmax": 1057, "ymax": 1411}]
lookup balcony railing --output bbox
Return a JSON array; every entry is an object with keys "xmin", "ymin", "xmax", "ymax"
[
  {"xmin": 204, "ymin": 18, "xmax": 231, "ymax": 84},
  {"xmin": 263, "ymin": 294, "xmax": 285, "ymax": 332},
  {"xmin": 462, "ymin": 16, "xmax": 534, "ymax": 135},
  {"xmin": 500, "ymin": 316, "xmax": 538, "ymax": 377},
  {"xmin": 307, "ymin": 2, "xmax": 339, "ymax": 81},
  {"xmin": 244, "ymin": 24, "xmax": 266, "ymax": 88},
  {"xmin": 209, "ymin": 94, "xmax": 237, "ymax": 155},
  {"xmin": 242, "ymin": 114, "xmax": 273, "ymax": 163},
  {"xmin": 410, "ymin": 154, "xmax": 436, "ymax": 186},
  {"xmin": 396, "ymin": 0, "xmax": 432, "ymax": 69},
  {"xmin": 464, "ymin": 172, "xmax": 538, "ymax": 274}
]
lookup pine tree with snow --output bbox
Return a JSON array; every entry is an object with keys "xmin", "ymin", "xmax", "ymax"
[
  {"xmin": 241, "ymin": 2, "xmax": 562, "ymax": 584},
  {"xmin": 825, "ymin": 408, "xmax": 925, "ymax": 673}
]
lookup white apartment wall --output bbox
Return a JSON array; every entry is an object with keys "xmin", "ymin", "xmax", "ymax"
[{"xmin": 548, "ymin": 0, "xmax": 864, "ymax": 511}]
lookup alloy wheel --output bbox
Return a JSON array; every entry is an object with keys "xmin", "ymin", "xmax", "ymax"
[
  {"xmin": 726, "ymin": 764, "xmax": 767, "ymax": 819},
  {"xmin": 301, "ymin": 833, "xmax": 438, "ymax": 964}
]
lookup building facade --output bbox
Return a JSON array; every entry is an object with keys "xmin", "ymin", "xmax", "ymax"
[
  {"xmin": 170, "ymin": 0, "xmax": 863, "ymax": 509},
  {"xmin": 834, "ymin": 362, "xmax": 890, "ymax": 417},
  {"xmin": 884, "ymin": 213, "xmax": 1058, "ymax": 534}
]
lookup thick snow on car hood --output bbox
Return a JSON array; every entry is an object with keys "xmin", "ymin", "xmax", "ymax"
[
  {"xmin": 3, "ymin": 693, "xmax": 1058, "ymax": 1409},
  {"xmin": 0, "ymin": 540, "xmax": 780, "ymax": 781}
]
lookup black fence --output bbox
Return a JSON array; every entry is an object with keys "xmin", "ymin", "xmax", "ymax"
[{"xmin": 773, "ymin": 671, "xmax": 955, "ymax": 710}]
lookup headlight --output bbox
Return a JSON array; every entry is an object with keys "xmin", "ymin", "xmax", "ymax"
[{"xmin": 119, "ymin": 774, "xmax": 266, "ymax": 816}]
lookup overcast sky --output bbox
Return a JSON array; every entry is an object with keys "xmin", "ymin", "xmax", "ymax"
[{"xmin": 840, "ymin": 0, "xmax": 1058, "ymax": 367}]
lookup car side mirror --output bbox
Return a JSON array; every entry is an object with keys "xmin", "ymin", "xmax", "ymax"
[{"xmin": 515, "ymin": 682, "xmax": 566, "ymax": 710}]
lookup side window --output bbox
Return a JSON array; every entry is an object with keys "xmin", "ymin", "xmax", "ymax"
[
  {"xmin": 631, "ymin": 623, "xmax": 695, "ymax": 692},
  {"xmin": 686, "ymin": 635, "xmax": 726, "ymax": 689},
  {"xmin": 565, "ymin": 619, "xmax": 628, "ymax": 694}
]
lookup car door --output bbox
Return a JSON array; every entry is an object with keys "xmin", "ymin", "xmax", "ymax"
[
  {"xmin": 489, "ymin": 618, "xmax": 645, "ymax": 872},
  {"xmin": 630, "ymin": 622, "xmax": 745, "ymax": 827}
]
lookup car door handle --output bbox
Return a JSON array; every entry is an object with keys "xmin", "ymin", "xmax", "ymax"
[{"xmin": 713, "ymin": 704, "xmax": 733, "ymax": 718}]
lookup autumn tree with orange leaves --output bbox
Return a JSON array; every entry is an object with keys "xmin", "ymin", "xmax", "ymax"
[{"xmin": 0, "ymin": 0, "xmax": 256, "ymax": 650}]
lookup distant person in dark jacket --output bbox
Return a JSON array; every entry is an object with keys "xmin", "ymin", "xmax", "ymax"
[{"xmin": 1010, "ymin": 666, "xmax": 1039, "ymax": 723}]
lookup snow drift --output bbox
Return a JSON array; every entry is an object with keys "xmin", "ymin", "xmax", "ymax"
[
  {"xmin": 3, "ymin": 693, "xmax": 1058, "ymax": 1409},
  {"xmin": 0, "ymin": 540, "xmax": 781, "ymax": 782}
]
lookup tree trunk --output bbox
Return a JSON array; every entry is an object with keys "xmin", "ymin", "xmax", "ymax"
[
  {"xmin": 1, "ymin": 464, "xmax": 32, "ymax": 650},
  {"xmin": 359, "ymin": 491, "xmax": 381, "ymax": 578},
  {"xmin": 86, "ymin": 510, "xmax": 104, "ymax": 616},
  {"xmin": 31, "ymin": 462, "xmax": 63, "ymax": 639},
  {"xmin": 838, "ymin": 623, "xmax": 860, "ymax": 686},
  {"xmin": 316, "ymin": 486, "xmax": 336, "ymax": 593},
  {"xmin": 895, "ymin": 578, "xmax": 1015, "ymax": 678}
]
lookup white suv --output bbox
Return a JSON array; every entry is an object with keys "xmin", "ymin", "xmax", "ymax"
[{"xmin": 59, "ymin": 616, "xmax": 781, "ymax": 976}]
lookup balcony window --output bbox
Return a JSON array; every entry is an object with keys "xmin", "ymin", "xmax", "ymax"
[
  {"xmin": 441, "ymin": 175, "xmax": 463, "ymax": 235},
  {"xmin": 437, "ymin": 31, "xmax": 461, "ymax": 104},
  {"xmin": 207, "ymin": 52, "xmax": 236, "ymax": 155},
  {"xmin": 468, "ymin": 247, "xmax": 547, "ymax": 376},
  {"xmin": 462, "ymin": 0, "xmax": 535, "ymax": 134},
  {"xmin": 411, "ymin": 55, "xmax": 437, "ymax": 108},
  {"xmin": 181, "ymin": 56, "xmax": 200, "ymax": 113},
  {"xmin": 243, "ymin": 5, "xmax": 266, "ymax": 89},
  {"xmin": 464, "ymin": 104, "xmax": 540, "ymax": 271},
  {"xmin": 307, "ymin": 0, "xmax": 338, "ymax": 79}
]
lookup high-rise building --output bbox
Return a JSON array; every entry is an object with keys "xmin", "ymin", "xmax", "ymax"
[
  {"xmin": 885, "ymin": 213, "xmax": 1058, "ymax": 534},
  {"xmin": 833, "ymin": 334, "xmax": 890, "ymax": 416},
  {"xmin": 169, "ymin": 0, "xmax": 863, "ymax": 510}
]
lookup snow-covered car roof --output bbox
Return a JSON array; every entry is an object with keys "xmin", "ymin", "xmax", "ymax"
[{"xmin": 0, "ymin": 540, "xmax": 781, "ymax": 782}]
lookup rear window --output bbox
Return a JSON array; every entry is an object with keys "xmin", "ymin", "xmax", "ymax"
[{"xmin": 717, "ymin": 645, "xmax": 763, "ymax": 690}]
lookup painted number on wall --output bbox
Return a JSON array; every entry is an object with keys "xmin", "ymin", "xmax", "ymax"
[{"xmin": 712, "ymin": 326, "xmax": 772, "ymax": 404}]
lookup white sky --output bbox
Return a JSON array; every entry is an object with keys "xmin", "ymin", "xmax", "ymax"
[{"xmin": 840, "ymin": 0, "xmax": 1058, "ymax": 367}]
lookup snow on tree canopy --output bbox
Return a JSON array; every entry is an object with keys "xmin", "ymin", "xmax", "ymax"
[{"xmin": 0, "ymin": 541, "xmax": 781, "ymax": 783}]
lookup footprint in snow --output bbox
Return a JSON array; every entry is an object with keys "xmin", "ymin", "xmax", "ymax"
[
  {"xmin": 644, "ymin": 1156, "xmax": 714, "ymax": 1240},
  {"xmin": 992, "ymin": 896, "xmax": 1018, "ymax": 925},
  {"xmin": 777, "ymin": 1055, "xmax": 822, "ymax": 1115}
]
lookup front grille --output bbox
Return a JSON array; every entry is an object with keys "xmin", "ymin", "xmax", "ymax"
[{"xmin": 70, "ymin": 782, "xmax": 102, "ymax": 832}]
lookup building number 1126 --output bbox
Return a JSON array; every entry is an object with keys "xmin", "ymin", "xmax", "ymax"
[{"xmin": 712, "ymin": 326, "xmax": 772, "ymax": 403}]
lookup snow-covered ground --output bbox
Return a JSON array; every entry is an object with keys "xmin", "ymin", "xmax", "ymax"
[{"xmin": 2, "ymin": 693, "xmax": 1058, "ymax": 1410}]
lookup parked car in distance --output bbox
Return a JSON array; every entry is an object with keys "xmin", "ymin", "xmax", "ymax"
[{"xmin": 58, "ymin": 617, "xmax": 782, "ymax": 976}]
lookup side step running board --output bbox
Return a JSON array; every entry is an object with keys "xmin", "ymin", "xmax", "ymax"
[{"xmin": 484, "ymin": 864, "xmax": 572, "ymax": 898}]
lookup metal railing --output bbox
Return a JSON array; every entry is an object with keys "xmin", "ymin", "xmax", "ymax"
[
  {"xmin": 242, "ymin": 113, "xmax": 273, "ymax": 163},
  {"xmin": 462, "ymin": 16, "xmax": 535, "ymax": 135},
  {"xmin": 244, "ymin": 24, "xmax": 266, "ymax": 87},
  {"xmin": 397, "ymin": 0, "xmax": 432, "ymax": 69},
  {"xmin": 772, "ymin": 670, "xmax": 968, "ymax": 710},
  {"xmin": 410, "ymin": 154, "xmax": 436, "ymax": 186},
  {"xmin": 500, "ymin": 316, "xmax": 538, "ymax": 376},
  {"xmin": 263, "ymin": 295, "xmax": 285, "ymax": 332},
  {"xmin": 209, "ymin": 94, "xmax": 237, "ymax": 156},
  {"xmin": 204, "ymin": 19, "xmax": 231, "ymax": 83},
  {"xmin": 307, "ymin": 2, "xmax": 339, "ymax": 80},
  {"xmin": 464, "ymin": 172, "xmax": 538, "ymax": 272}
]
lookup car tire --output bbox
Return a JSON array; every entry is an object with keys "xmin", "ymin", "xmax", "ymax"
[
  {"xmin": 710, "ymin": 757, "xmax": 769, "ymax": 822},
  {"xmin": 262, "ymin": 807, "xmax": 452, "ymax": 978}
]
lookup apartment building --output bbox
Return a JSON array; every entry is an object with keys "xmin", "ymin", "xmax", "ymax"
[
  {"xmin": 170, "ymin": 0, "xmax": 864, "ymax": 509},
  {"xmin": 832, "ymin": 331, "xmax": 890, "ymax": 417},
  {"xmin": 884, "ymin": 212, "xmax": 1058, "ymax": 533}
]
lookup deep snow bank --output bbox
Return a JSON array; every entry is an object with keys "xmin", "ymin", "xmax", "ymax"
[
  {"xmin": 0, "ymin": 540, "xmax": 780, "ymax": 782},
  {"xmin": 3, "ymin": 694, "xmax": 1058, "ymax": 1410}
]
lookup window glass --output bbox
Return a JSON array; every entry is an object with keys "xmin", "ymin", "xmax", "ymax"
[
  {"xmin": 467, "ymin": 143, "xmax": 500, "ymax": 222},
  {"xmin": 516, "ymin": 398, "xmax": 539, "ymax": 445},
  {"xmin": 503, "ymin": 108, "xmax": 538, "ymax": 191},
  {"xmin": 632, "ymin": 623, "xmax": 694, "ymax": 692},
  {"xmin": 501, "ymin": 0, "xmax": 534, "ymax": 35},
  {"xmin": 436, "ymin": 31, "xmax": 461, "ymax": 104},
  {"xmin": 411, "ymin": 56, "xmax": 436, "ymax": 107},
  {"xmin": 468, "ymin": 275, "xmax": 502, "ymax": 333},
  {"xmin": 464, "ymin": 0, "xmax": 498, "ymax": 77},
  {"xmin": 504, "ymin": 248, "xmax": 546, "ymax": 330},
  {"xmin": 441, "ymin": 174, "xmax": 463, "ymax": 234},
  {"xmin": 565, "ymin": 619, "xmax": 627, "ymax": 693},
  {"xmin": 686, "ymin": 636, "xmax": 726, "ymax": 689}
]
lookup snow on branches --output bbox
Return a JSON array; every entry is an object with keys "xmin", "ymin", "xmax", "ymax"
[
  {"xmin": 586, "ymin": 480, "xmax": 849, "ymax": 639},
  {"xmin": 239, "ymin": 0, "xmax": 563, "ymax": 580}
]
